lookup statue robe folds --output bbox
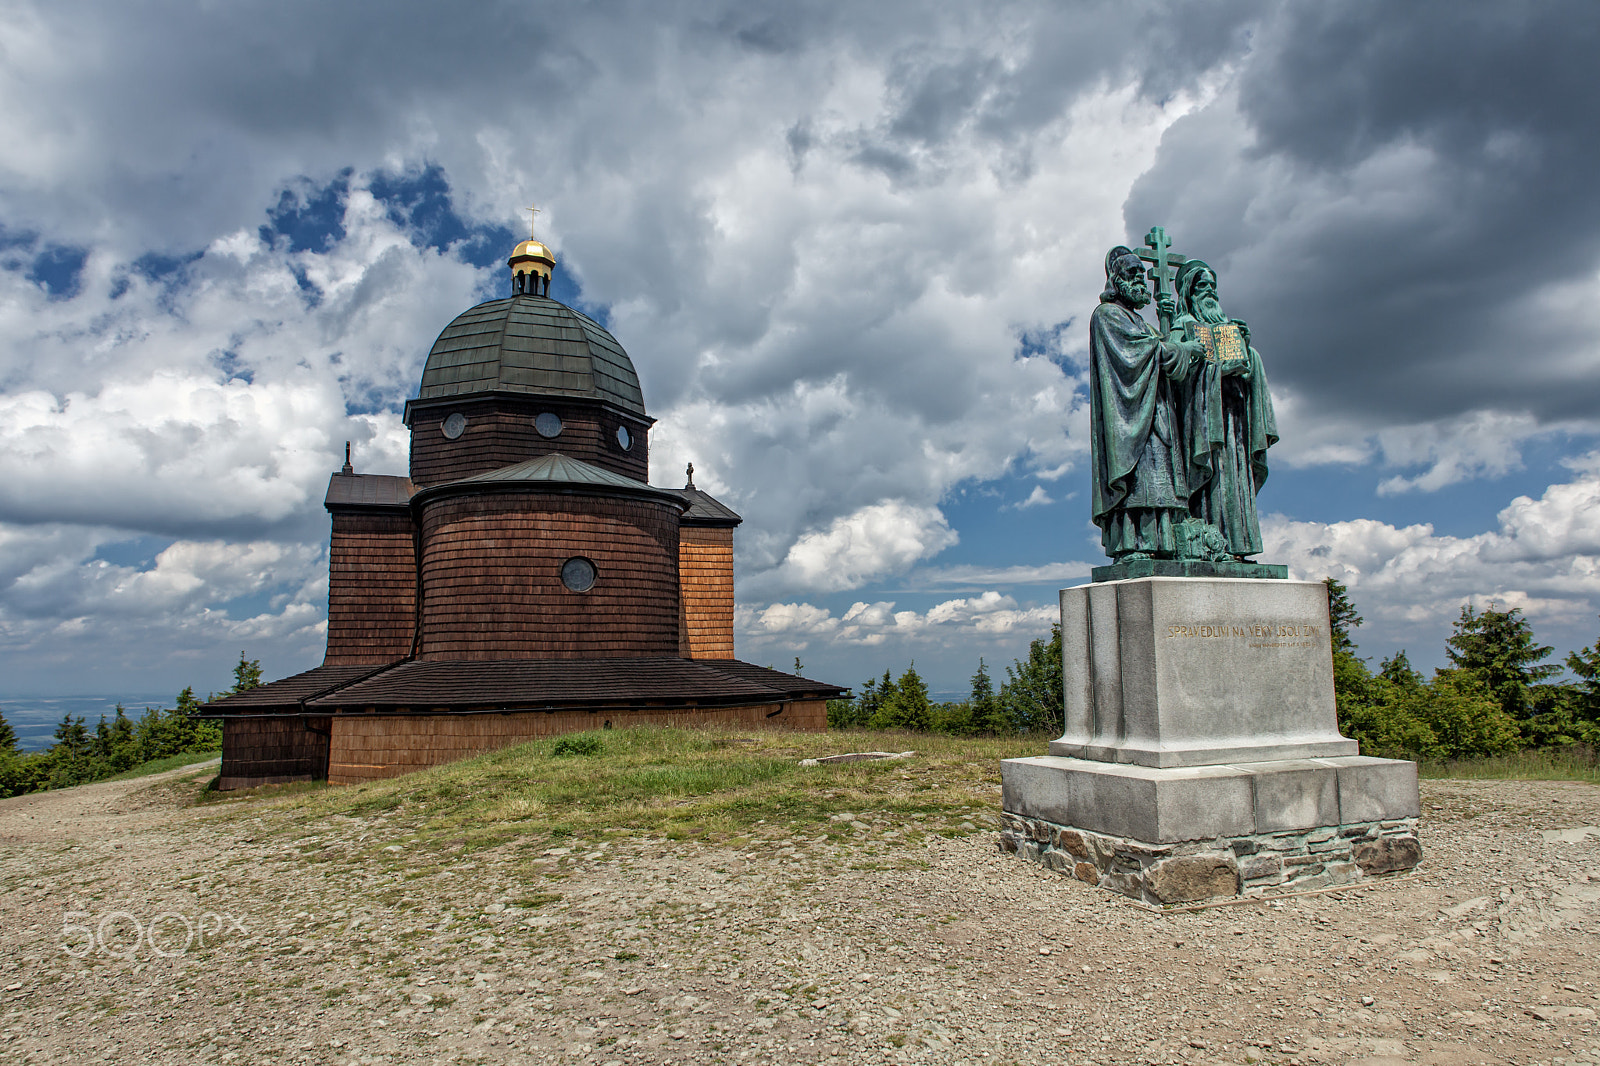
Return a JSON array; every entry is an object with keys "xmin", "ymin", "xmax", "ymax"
[
  {"xmin": 1089, "ymin": 301, "xmax": 1194, "ymax": 557},
  {"xmin": 1177, "ymin": 318, "xmax": 1278, "ymax": 556}
]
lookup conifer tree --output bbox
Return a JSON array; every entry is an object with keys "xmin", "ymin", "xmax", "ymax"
[
  {"xmin": 1445, "ymin": 603, "xmax": 1558, "ymax": 727},
  {"xmin": 1000, "ymin": 624, "xmax": 1063, "ymax": 735},
  {"xmin": 969, "ymin": 658, "xmax": 1006, "ymax": 735},
  {"xmin": 1567, "ymin": 617, "xmax": 1600, "ymax": 728},
  {"xmin": 0, "ymin": 711, "xmax": 16, "ymax": 756},
  {"xmin": 231, "ymin": 652, "xmax": 263, "ymax": 693},
  {"xmin": 1324, "ymin": 578, "xmax": 1362, "ymax": 656},
  {"xmin": 1378, "ymin": 651, "xmax": 1424, "ymax": 691},
  {"xmin": 871, "ymin": 662, "xmax": 931, "ymax": 732}
]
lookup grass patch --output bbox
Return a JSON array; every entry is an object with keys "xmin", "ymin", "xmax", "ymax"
[
  {"xmin": 551, "ymin": 734, "xmax": 603, "ymax": 757},
  {"xmin": 100, "ymin": 750, "xmax": 221, "ymax": 782},
  {"xmin": 251, "ymin": 726, "xmax": 1037, "ymax": 847},
  {"xmin": 1420, "ymin": 745, "xmax": 1600, "ymax": 784}
]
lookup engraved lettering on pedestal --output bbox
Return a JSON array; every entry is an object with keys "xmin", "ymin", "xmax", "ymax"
[{"xmin": 1163, "ymin": 620, "xmax": 1322, "ymax": 648}]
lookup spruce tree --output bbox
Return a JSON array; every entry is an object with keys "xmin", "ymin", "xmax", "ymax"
[
  {"xmin": 231, "ymin": 652, "xmax": 263, "ymax": 693},
  {"xmin": 1445, "ymin": 604, "xmax": 1558, "ymax": 724},
  {"xmin": 1000, "ymin": 624, "xmax": 1063, "ymax": 735},
  {"xmin": 1567, "ymin": 617, "xmax": 1600, "ymax": 728},
  {"xmin": 969, "ymin": 658, "xmax": 1006, "ymax": 735},
  {"xmin": 0, "ymin": 711, "xmax": 16, "ymax": 756},
  {"xmin": 872, "ymin": 662, "xmax": 931, "ymax": 732},
  {"xmin": 1324, "ymin": 578, "xmax": 1362, "ymax": 656},
  {"xmin": 1378, "ymin": 651, "xmax": 1424, "ymax": 691}
]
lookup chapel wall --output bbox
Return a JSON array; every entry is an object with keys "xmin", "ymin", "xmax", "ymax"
[
  {"xmin": 408, "ymin": 397, "xmax": 649, "ymax": 487},
  {"xmin": 678, "ymin": 526, "xmax": 736, "ymax": 659},
  {"xmin": 325, "ymin": 511, "xmax": 417, "ymax": 666},
  {"xmin": 325, "ymin": 701, "xmax": 826, "ymax": 785},
  {"xmin": 416, "ymin": 491, "xmax": 682, "ymax": 659},
  {"xmin": 218, "ymin": 716, "xmax": 331, "ymax": 790}
]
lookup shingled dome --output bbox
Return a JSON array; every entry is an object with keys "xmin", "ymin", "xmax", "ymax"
[{"xmin": 417, "ymin": 293, "xmax": 645, "ymax": 415}]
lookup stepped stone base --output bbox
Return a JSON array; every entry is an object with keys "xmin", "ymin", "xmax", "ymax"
[
  {"xmin": 999, "ymin": 754, "xmax": 1421, "ymax": 904},
  {"xmin": 999, "ymin": 812, "xmax": 1422, "ymax": 906},
  {"xmin": 1002, "ymin": 578, "xmax": 1423, "ymax": 904}
]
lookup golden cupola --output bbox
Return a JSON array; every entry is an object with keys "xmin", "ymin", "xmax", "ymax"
[{"xmin": 509, "ymin": 204, "xmax": 555, "ymax": 296}]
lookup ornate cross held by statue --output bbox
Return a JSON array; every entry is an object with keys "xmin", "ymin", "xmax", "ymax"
[{"xmin": 1136, "ymin": 225, "xmax": 1187, "ymax": 333}]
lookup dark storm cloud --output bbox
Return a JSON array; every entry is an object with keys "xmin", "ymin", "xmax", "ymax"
[{"xmin": 1126, "ymin": 1, "xmax": 1600, "ymax": 433}]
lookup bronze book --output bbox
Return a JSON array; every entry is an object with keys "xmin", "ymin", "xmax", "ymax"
[{"xmin": 1191, "ymin": 321, "xmax": 1246, "ymax": 364}]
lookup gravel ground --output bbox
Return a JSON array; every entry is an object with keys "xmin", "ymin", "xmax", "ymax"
[{"xmin": 3, "ymin": 764, "xmax": 1600, "ymax": 1066}]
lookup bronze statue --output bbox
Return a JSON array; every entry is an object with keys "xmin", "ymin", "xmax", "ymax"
[
  {"xmin": 1088, "ymin": 230, "xmax": 1280, "ymax": 576},
  {"xmin": 1172, "ymin": 259, "xmax": 1278, "ymax": 558},
  {"xmin": 1087, "ymin": 245, "xmax": 1196, "ymax": 560}
]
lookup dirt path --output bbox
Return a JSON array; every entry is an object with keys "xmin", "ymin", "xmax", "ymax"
[{"xmin": 2, "ymin": 768, "xmax": 1599, "ymax": 1066}]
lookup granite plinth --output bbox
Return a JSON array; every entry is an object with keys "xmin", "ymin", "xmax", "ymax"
[
  {"xmin": 1056, "ymin": 577, "xmax": 1358, "ymax": 768},
  {"xmin": 999, "ymin": 809, "xmax": 1422, "ymax": 905},
  {"xmin": 1000, "ymin": 754, "xmax": 1419, "ymax": 844},
  {"xmin": 1091, "ymin": 558, "xmax": 1287, "ymax": 582},
  {"xmin": 998, "ymin": 575, "xmax": 1420, "ymax": 901}
]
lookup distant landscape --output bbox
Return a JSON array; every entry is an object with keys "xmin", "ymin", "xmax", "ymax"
[{"xmin": 0, "ymin": 696, "xmax": 171, "ymax": 751}]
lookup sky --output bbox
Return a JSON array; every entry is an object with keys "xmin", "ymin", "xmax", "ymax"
[{"xmin": 1, "ymin": 0, "xmax": 1598, "ymax": 702}]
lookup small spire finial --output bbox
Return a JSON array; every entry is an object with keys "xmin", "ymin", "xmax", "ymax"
[
  {"xmin": 510, "ymin": 202, "xmax": 554, "ymax": 296},
  {"xmin": 341, "ymin": 441, "xmax": 353, "ymax": 475},
  {"xmin": 685, "ymin": 462, "xmax": 695, "ymax": 489}
]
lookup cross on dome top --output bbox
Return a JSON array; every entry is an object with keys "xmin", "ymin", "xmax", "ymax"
[{"xmin": 509, "ymin": 200, "xmax": 555, "ymax": 296}]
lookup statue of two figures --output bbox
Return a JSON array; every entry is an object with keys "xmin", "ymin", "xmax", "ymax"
[{"xmin": 1089, "ymin": 228, "xmax": 1279, "ymax": 572}]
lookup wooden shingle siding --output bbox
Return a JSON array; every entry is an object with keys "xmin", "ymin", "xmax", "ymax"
[
  {"xmin": 679, "ymin": 526, "xmax": 736, "ymax": 659},
  {"xmin": 325, "ymin": 512, "xmax": 417, "ymax": 665},
  {"xmin": 325, "ymin": 701, "xmax": 827, "ymax": 785},
  {"xmin": 409, "ymin": 397, "xmax": 649, "ymax": 487},
  {"xmin": 219, "ymin": 717, "xmax": 331, "ymax": 789},
  {"xmin": 417, "ymin": 492, "xmax": 681, "ymax": 659}
]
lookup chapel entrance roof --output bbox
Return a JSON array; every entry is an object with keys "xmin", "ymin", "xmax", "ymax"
[
  {"xmin": 412, "ymin": 451, "xmax": 686, "ymax": 507},
  {"xmin": 414, "ymin": 294, "xmax": 646, "ymax": 416}
]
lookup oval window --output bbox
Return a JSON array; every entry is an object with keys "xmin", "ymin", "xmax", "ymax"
[
  {"xmin": 535, "ymin": 412, "xmax": 563, "ymax": 439},
  {"xmin": 441, "ymin": 412, "xmax": 468, "ymax": 439},
  {"xmin": 615, "ymin": 425, "xmax": 632, "ymax": 451},
  {"xmin": 560, "ymin": 557, "xmax": 597, "ymax": 593}
]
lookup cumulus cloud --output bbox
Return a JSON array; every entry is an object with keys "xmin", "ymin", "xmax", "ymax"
[
  {"xmin": 1373, "ymin": 412, "xmax": 1544, "ymax": 496},
  {"xmin": 1, "ymin": 1, "xmax": 1598, "ymax": 693},
  {"xmin": 1126, "ymin": 3, "xmax": 1600, "ymax": 469},
  {"xmin": 0, "ymin": 524, "xmax": 327, "ymax": 692},
  {"xmin": 1005, "ymin": 485, "xmax": 1054, "ymax": 510},
  {"xmin": 767, "ymin": 501, "xmax": 959, "ymax": 594},
  {"xmin": 737, "ymin": 590, "xmax": 1056, "ymax": 652},
  {"xmin": 1265, "ymin": 456, "xmax": 1600, "ymax": 664},
  {"xmin": 897, "ymin": 560, "xmax": 1093, "ymax": 591}
]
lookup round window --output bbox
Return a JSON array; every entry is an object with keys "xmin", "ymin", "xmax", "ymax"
[
  {"xmin": 560, "ymin": 557, "xmax": 597, "ymax": 593},
  {"xmin": 535, "ymin": 412, "xmax": 563, "ymax": 438},
  {"xmin": 441, "ymin": 412, "xmax": 468, "ymax": 439},
  {"xmin": 615, "ymin": 425, "xmax": 632, "ymax": 451}
]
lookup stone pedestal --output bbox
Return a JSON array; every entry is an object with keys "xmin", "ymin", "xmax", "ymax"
[{"xmin": 1001, "ymin": 577, "xmax": 1421, "ymax": 905}]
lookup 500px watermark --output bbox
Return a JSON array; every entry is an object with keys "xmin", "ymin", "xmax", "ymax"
[{"xmin": 61, "ymin": 911, "xmax": 247, "ymax": 959}]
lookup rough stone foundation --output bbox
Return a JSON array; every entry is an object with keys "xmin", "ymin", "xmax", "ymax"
[{"xmin": 999, "ymin": 811, "xmax": 1421, "ymax": 906}]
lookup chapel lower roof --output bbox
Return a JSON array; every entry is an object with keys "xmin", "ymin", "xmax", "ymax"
[
  {"xmin": 198, "ymin": 663, "xmax": 393, "ymax": 713},
  {"xmin": 199, "ymin": 657, "xmax": 845, "ymax": 716}
]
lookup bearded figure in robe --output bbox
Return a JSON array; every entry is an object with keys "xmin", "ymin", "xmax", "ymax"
[
  {"xmin": 1172, "ymin": 259, "xmax": 1278, "ymax": 558},
  {"xmin": 1088, "ymin": 246, "xmax": 1199, "ymax": 559}
]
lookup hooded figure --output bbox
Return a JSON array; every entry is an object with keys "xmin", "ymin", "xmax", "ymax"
[
  {"xmin": 1088, "ymin": 246, "xmax": 1197, "ymax": 559},
  {"xmin": 1172, "ymin": 258, "xmax": 1278, "ymax": 557}
]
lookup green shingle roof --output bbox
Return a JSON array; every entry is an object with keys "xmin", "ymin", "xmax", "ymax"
[
  {"xmin": 417, "ymin": 294, "xmax": 646, "ymax": 415},
  {"xmin": 432, "ymin": 453, "xmax": 685, "ymax": 507}
]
